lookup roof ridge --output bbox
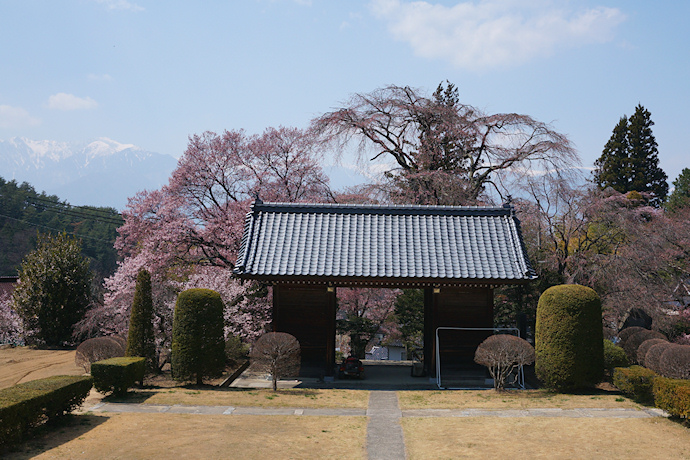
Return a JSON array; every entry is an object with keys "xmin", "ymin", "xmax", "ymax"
[{"xmin": 251, "ymin": 201, "xmax": 510, "ymax": 216}]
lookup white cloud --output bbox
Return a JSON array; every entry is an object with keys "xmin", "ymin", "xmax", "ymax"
[
  {"xmin": 370, "ymin": 0, "xmax": 626, "ymax": 70},
  {"xmin": 93, "ymin": 0, "xmax": 144, "ymax": 12},
  {"xmin": 0, "ymin": 105, "xmax": 41, "ymax": 129},
  {"xmin": 47, "ymin": 93, "xmax": 98, "ymax": 111}
]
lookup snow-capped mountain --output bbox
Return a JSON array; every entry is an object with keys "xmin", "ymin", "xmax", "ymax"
[{"xmin": 0, "ymin": 137, "xmax": 178, "ymax": 210}]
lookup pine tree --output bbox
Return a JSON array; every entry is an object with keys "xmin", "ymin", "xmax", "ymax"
[
  {"xmin": 666, "ymin": 168, "xmax": 690, "ymax": 212},
  {"xmin": 594, "ymin": 105, "xmax": 668, "ymax": 206},
  {"xmin": 125, "ymin": 268, "xmax": 157, "ymax": 373}
]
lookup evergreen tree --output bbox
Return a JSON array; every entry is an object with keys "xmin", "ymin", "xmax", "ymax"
[
  {"xmin": 125, "ymin": 268, "xmax": 157, "ymax": 373},
  {"xmin": 594, "ymin": 105, "xmax": 668, "ymax": 206},
  {"xmin": 666, "ymin": 168, "xmax": 690, "ymax": 212},
  {"xmin": 12, "ymin": 232, "xmax": 93, "ymax": 346}
]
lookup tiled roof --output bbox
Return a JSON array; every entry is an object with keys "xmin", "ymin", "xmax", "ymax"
[{"xmin": 234, "ymin": 201, "xmax": 536, "ymax": 284}]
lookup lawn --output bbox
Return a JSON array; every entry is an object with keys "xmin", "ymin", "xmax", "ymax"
[
  {"xmin": 0, "ymin": 347, "xmax": 83, "ymax": 390},
  {"xmin": 398, "ymin": 388, "xmax": 642, "ymax": 410},
  {"xmin": 402, "ymin": 417, "xmax": 690, "ymax": 459},
  {"xmin": 5, "ymin": 413, "xmax": 367, "ymax": 460},
  {"xmin": 118, "ymin": 387, "xmax": 370, "ymax": 409}
]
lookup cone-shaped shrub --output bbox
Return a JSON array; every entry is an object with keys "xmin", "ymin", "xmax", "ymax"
[
  {"xmin": 172, "ymin": 288, "xmax": 225, "ymax": 385},
  {"xmin": 535, "ymin": 284, "xmax": 604, "ymax": 391},
  {"xmin": 125, "ymin": 269, "xmax": 157, "ymax": 373}
]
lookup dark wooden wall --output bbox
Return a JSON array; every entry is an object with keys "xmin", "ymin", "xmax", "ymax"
[
  {"xmin": 272, "ymin": 284, "xmax": 336, "ymax": 376},
  {"xmin": 424, "ymin": 287, "xmax": 494, "ymax": 375}
]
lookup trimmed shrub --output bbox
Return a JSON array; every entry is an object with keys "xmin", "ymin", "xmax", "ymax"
[
  {"xmin": 653, "ymin": 377, "xmax": 690, "ymax": 418},
  {"xmin": 125, "ymin": 268, "xmax": 157, "ymax": 374},
  {"xmin": 91, "ymin": 357, "xmax": 145, "ymax": 395},
  {"xmin": 250, "ymin": 332, "xmax": 301, "ymax": 391},
  {"xmin": 659, "ymin": 344, "xmax": 690, "ymax": 380},
  {"xmin": 0, "ymin": 375, "xmax": 92, "ymax": 446},
  {"xmin": 474, "ymin": 334, "xmax": 535, "ymax": 390},
  {"xmin": 535, "ymin": 284, "xmax": 604, "ymax": 391},
  {"xmin": 604, "ymin": 339, "xmax": 629, "ymax": 375},
  {"xmin": 171, "ymin": 289, "xmax": 225, "ymax": 385},
  {"xmin": 75, "ymin": 336, "xmax": 126, "ymax": 373},
  {"xmin": 645, "ymin": 341, "xmax": 676, "ymax": 374},
  {"xmin": 623, "ymin": 329, "xmax": 666, "ymax": 363},
  {"xmin": 618, "ymin": 326, "xmax": 646, "ymax": 348},
  {"xmin": 637, "ymin": 338, "xmax": 667, "ymax": 367},
  {"xmin": 612, "ymin": 365, "xmax": 658, "ymax": 404}
]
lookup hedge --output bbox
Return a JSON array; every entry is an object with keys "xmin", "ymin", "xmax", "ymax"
[
  {"xmin": 604, "ymin": 339, "xmax": 629, "ymax": 374},
  {"xmin": 653, "ymin": 377, "xmax": 690, "ymax": 418},
  {"xmin": 0, "ymin": 375, "xmax": 92, "ymax": 446},
  {"xmin": 535, "ymin": 284, "xmax": 604, "ymax": 391},
  {"xmin": 612, "ymin": 365, "xmax": 657, "ymax": 404},
  {"xmin": 636, "ymin": 338, "xmax": 667, "ymax": 368},
  {"xmin": 618, "ymin": 326, "xmax": 646, "ymax": 348},
  {"xmin": 645, "ymin": 341, "xmax": 675, "ymax": 375},
  {"xmin": 91, "ymin": 357, "xmax": 145, "ymax": 396}
]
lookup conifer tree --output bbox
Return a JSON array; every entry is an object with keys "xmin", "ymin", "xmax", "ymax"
[
  {"xmin": 594, "ymin": 105, "xmax": 668, "ymax": 206},
  {"xmin": 125, "ymin": 268, "xmax": 157, "ymax": 373},
  {"xmin": 666, "ymin": 168, "xmax": 690, "ymax": 212}
]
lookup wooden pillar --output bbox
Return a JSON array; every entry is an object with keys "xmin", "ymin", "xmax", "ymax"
[{"xmin": 423, "ymin": 287, "xmax": 436, "ymax": 377}]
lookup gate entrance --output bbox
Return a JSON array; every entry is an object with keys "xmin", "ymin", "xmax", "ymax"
[{"xmin": 234, "ymin": 200, "xmax": 536, "ymax": 381}]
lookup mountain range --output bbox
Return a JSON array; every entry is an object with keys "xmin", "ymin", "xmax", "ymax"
[{"xmin": 0, "ymin": 137, "xmax": 178, "ymax": 210}]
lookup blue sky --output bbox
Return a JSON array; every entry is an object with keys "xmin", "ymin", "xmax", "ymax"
[{"xmin": 1, "ymin": 0, "xmax": 688, "ymax": 188}]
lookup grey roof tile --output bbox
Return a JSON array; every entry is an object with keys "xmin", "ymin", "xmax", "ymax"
[{"xmin": 234, "ymin": 201, "xmax": 537, "ymax": 283}]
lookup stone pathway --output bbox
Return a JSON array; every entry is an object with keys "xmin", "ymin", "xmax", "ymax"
[{"xmin": 366, "ymin": 391, "xmax": 406, "ymax": 460}]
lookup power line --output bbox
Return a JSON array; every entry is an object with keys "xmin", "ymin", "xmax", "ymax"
[
  {"xmin": 27, "ymin": 195, "xmax": 122, "ymax": 218},
  {"xmin": 0, "ymin": 212, "xmax": 118, "ymax": 243},
  {"xmin": 24, "ymin": 199, "xmax": 123, "ymax": 226}
]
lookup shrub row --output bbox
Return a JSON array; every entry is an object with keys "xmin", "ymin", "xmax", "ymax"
[
  {"xmin": 653, "ymin": 377, "xmax": 690, "ymax": 418},
  {"xmin": 0, "ymin": 375, "xmax": 93, "ymax": 446},
  {"xmin": 91, "ymin": 357, "xmax": 145, "ymax": 396},
  {"xmin": 612, "ymin": 365, "xmax": 657, "ymax": 404}
]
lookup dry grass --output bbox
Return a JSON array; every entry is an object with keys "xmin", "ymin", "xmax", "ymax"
[
  {"xmin": 0, "ymin": 347, "xmax": 84, "ymax": 389},
  {"xmin": 398, "ymin": 389, "xmax": 641, "ymax": 410},
  {"xmin": 120, "ymin": 387, "xmax": 370, "ymax": 409},
  {"xmin": 402, "ymin": 417, "xmax": 690, "ymax": 459},
  {"xmin": 5, "ymin": 413, "xmax": 367, "ymax": 460}
]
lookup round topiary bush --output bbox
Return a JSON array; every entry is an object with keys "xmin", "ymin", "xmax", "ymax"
[
  {"xmin": 171, "ymin": 288, "xmax": 226, "ymax": 385},
  {"xmin": 618, "ymin": 326, "xmax": 646, "ymax": 348},
  {"xmin": 75, "ymin": 336, "xmax": 126, "ymax": 373},
  {"xmin": 645, "ymin": 341, "xmax": 675, "ymax": 374},
  {"xmin": 637, "ymin": 338, "xmax": 667, "ymax": 367},
  {"xmin": 535, "ymin": 284, "xmax": 604, "ymax": 391},
  {"xmin": 474, "ymin": 334, "xmax": 535, "ymax": 390},
  {"xmin": 623, "ymin": 329, "xmax": 666, "ymax": 364},
  {"xmin": 659, "ymin": 344, "xmax": 690, "ymax": 380}
]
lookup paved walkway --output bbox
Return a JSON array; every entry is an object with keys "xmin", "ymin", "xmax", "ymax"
[{"xmin": 366, "ymin": 391, "xmax": 406, "ymax": 460}]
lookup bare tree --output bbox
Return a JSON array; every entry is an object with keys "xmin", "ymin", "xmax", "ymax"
[
  {"xmin": 474, "ymin": 334, "xmax": 535, "ymax": 390},
  {"xmin": 249, "ymin": 332, "xmax": 300, "ymax": 391},
  {"xmin": 312, "ymin": 82, "xmax": 578, "ymax": 205}
]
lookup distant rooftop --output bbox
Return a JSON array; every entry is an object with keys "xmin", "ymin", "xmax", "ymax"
[{"xmin": 234, "ymin": 201, "xmax": 536, "ymax": 286}]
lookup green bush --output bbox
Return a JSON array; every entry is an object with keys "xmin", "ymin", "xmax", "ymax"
[
  {"xmin": 604, "ymin": 339, "xmax": 629, "ymax": 375},
  {"xmin": 0, "ymin": 375, "xmax": 92, "ymax": 446},
  {"xmin": 225, "ymin": 334, "xmax": 249, "ymax": 366},
  {"xmin": 125, "ymin": 268, "xmax": 157, "ymax": 374},
  {"xmin": 535, "ymin": 284, "xmax": 604, "ymax": 391},
  {"xmin": 653, "ymin": 377, "xmax": 690, "ymax": 418},
  {"xmin": 91, "ymin": 357, "xmax": 145, "ymax": 395},
  {"xmin": 613, "ymin": 365, "xmax": 658, "ymax": 404},
  {"xmin": 623, "ymin": 329, "xmax": 666, "ymax": 363},
  {"xmin": 172, "ymin": 289, "xmax": 225, "ymax": 384}
]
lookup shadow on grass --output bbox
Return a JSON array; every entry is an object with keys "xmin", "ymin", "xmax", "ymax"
[{"xmin": 1, "ymin": 414, "xmax": 108, "ymax": 459}]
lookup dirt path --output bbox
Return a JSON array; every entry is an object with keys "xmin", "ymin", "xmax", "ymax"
[{"xmin": 0, "ymin": 347, "xmax": 85, "ymax": 389}]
